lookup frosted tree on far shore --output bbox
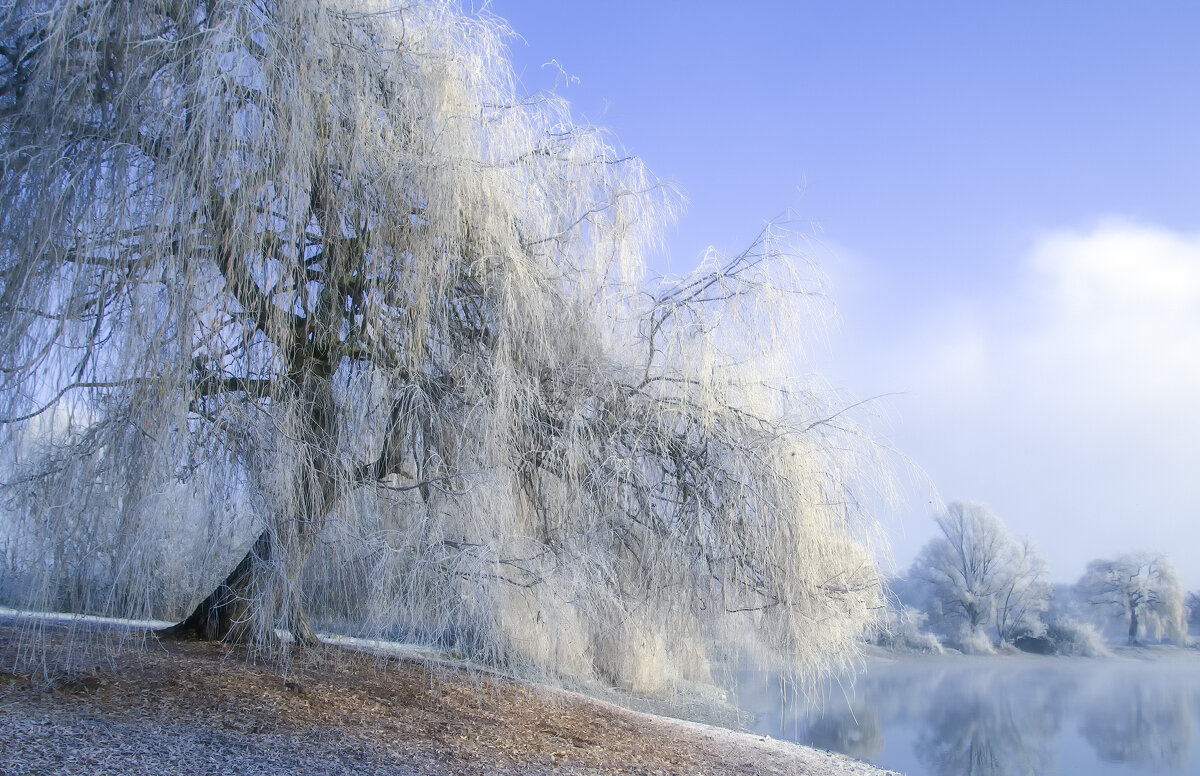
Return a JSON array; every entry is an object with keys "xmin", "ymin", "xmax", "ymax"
[
  {"xmin": 0, "ymin": 0, "xmax": 887, "ymax": 691},
  {"xmin": 993, "ymin": 539, "xmax": 1052, "ymax": 646},
  {"xmin": 1077, "ymin": 554, "xmax": 1185, "ymax": 645},
  {"xmin": 910, "ymin": 502, "xmax": 1050, "ymax": 648}
]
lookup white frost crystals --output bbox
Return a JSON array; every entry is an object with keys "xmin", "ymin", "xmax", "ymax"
[
  {"xmin": 1077, "ymin": 553, "xmax": 1186, "ymax": 646},
  {"xmin": 0, "ymin": 0, "xmax": 887, "ymax": 694},
  {"xmin": 908, "ymin": 501, "xmax": 1051, "ymax": 651}
]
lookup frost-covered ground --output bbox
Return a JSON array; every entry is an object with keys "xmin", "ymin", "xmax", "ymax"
[{"xmin": 0, "ymin": 612, "xmax": 900, "ymax": 775}]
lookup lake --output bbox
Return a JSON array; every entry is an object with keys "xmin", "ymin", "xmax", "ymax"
[{"xmin": 732, "ymin": 651, "xmax": 1200, "ymax": 776}]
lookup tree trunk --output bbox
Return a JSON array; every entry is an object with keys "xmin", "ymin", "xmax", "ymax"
[
  {"xmin": 157, "ymin": 529, "xmax": 323, "ymax": 647},
  {"xmin": 1128, "ymin": 608, "xmax": 1140, "ymax": 645},
  {"xmin": 158, "ymin": 530, "xmax": 277, "ymax": 643},
  {"xmin": 160, "ymin": 374, "xmax": 338, "ymax": 647}
]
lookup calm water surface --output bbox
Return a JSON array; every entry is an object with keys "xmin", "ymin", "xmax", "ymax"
[{"xmin": 734, "ymin": 652, "xmax": 1200, "ymax": 776}]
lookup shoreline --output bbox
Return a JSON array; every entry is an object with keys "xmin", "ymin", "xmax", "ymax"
[{"xmin": 0, "ymin": 615, "xmax": 900, "ymax": 775}]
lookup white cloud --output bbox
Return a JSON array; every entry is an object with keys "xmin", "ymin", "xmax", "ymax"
[
  {"xmin": 1033, "ymin": 222, "xmax": 1200, "ymax": 313},
  {"xmin": 1020, "ymin": 221, "xmax": 1200, "ymax": 411},
  {"xmin": 848, "ymin": 221, "xmax": 1200, "ymax": 586}
]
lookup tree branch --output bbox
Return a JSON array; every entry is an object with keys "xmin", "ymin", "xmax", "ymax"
[{"xmin": 207, "ymin": 190, "xmax": 300, "ymax": 353}]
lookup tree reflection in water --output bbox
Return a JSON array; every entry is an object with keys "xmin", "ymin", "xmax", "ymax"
[
  {"xmin": 746, "ymin": 655, "xmax": 1200, "ymax": 776},
  {"xmin": 804, "ymin": 704, "xmax": 883, "ymax": 761},
  {"xmin": 914, "ymin": 669, "xmax": 1061, "ymax": 776},
  {"xmin": 1081, "ymin": 677, "xmax": 1192, "ymax": 769}
]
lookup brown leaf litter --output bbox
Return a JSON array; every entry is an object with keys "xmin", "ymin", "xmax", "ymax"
[{"xmin": 0, "ymin": 617, "xmax": 899, "ymax": 775}]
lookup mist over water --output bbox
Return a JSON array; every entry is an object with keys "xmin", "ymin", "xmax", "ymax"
[{"xmin": 734, "ymin": 653, "xmax": 1200, "ymax": 776}]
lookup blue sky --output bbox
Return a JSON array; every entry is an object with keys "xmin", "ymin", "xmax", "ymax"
[{"xmin": 485, "ymin": 2, "xmax": 1200, "ymax": 588}]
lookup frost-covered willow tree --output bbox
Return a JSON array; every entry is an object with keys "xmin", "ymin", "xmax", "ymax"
[
  {"xmin": 1078, "ymin": 554, "xmax": 1185, "ymax": 645},
  {"xmin": 0, "ymin": 0, "xmax": 885, "ymax": 689}
]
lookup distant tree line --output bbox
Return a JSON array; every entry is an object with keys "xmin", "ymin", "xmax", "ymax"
[{"xmin": 879, "ymin": 501, "xmax": 1189, "ymax": 655}]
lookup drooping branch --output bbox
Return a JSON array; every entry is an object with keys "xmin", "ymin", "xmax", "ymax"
[
  {"xmin": 207, "ymin": 190, "xmax": 302, "ymax": 354},
  {"xmin": 0, "ymin": 0, "xmax": 887, "ymax": 692}
]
